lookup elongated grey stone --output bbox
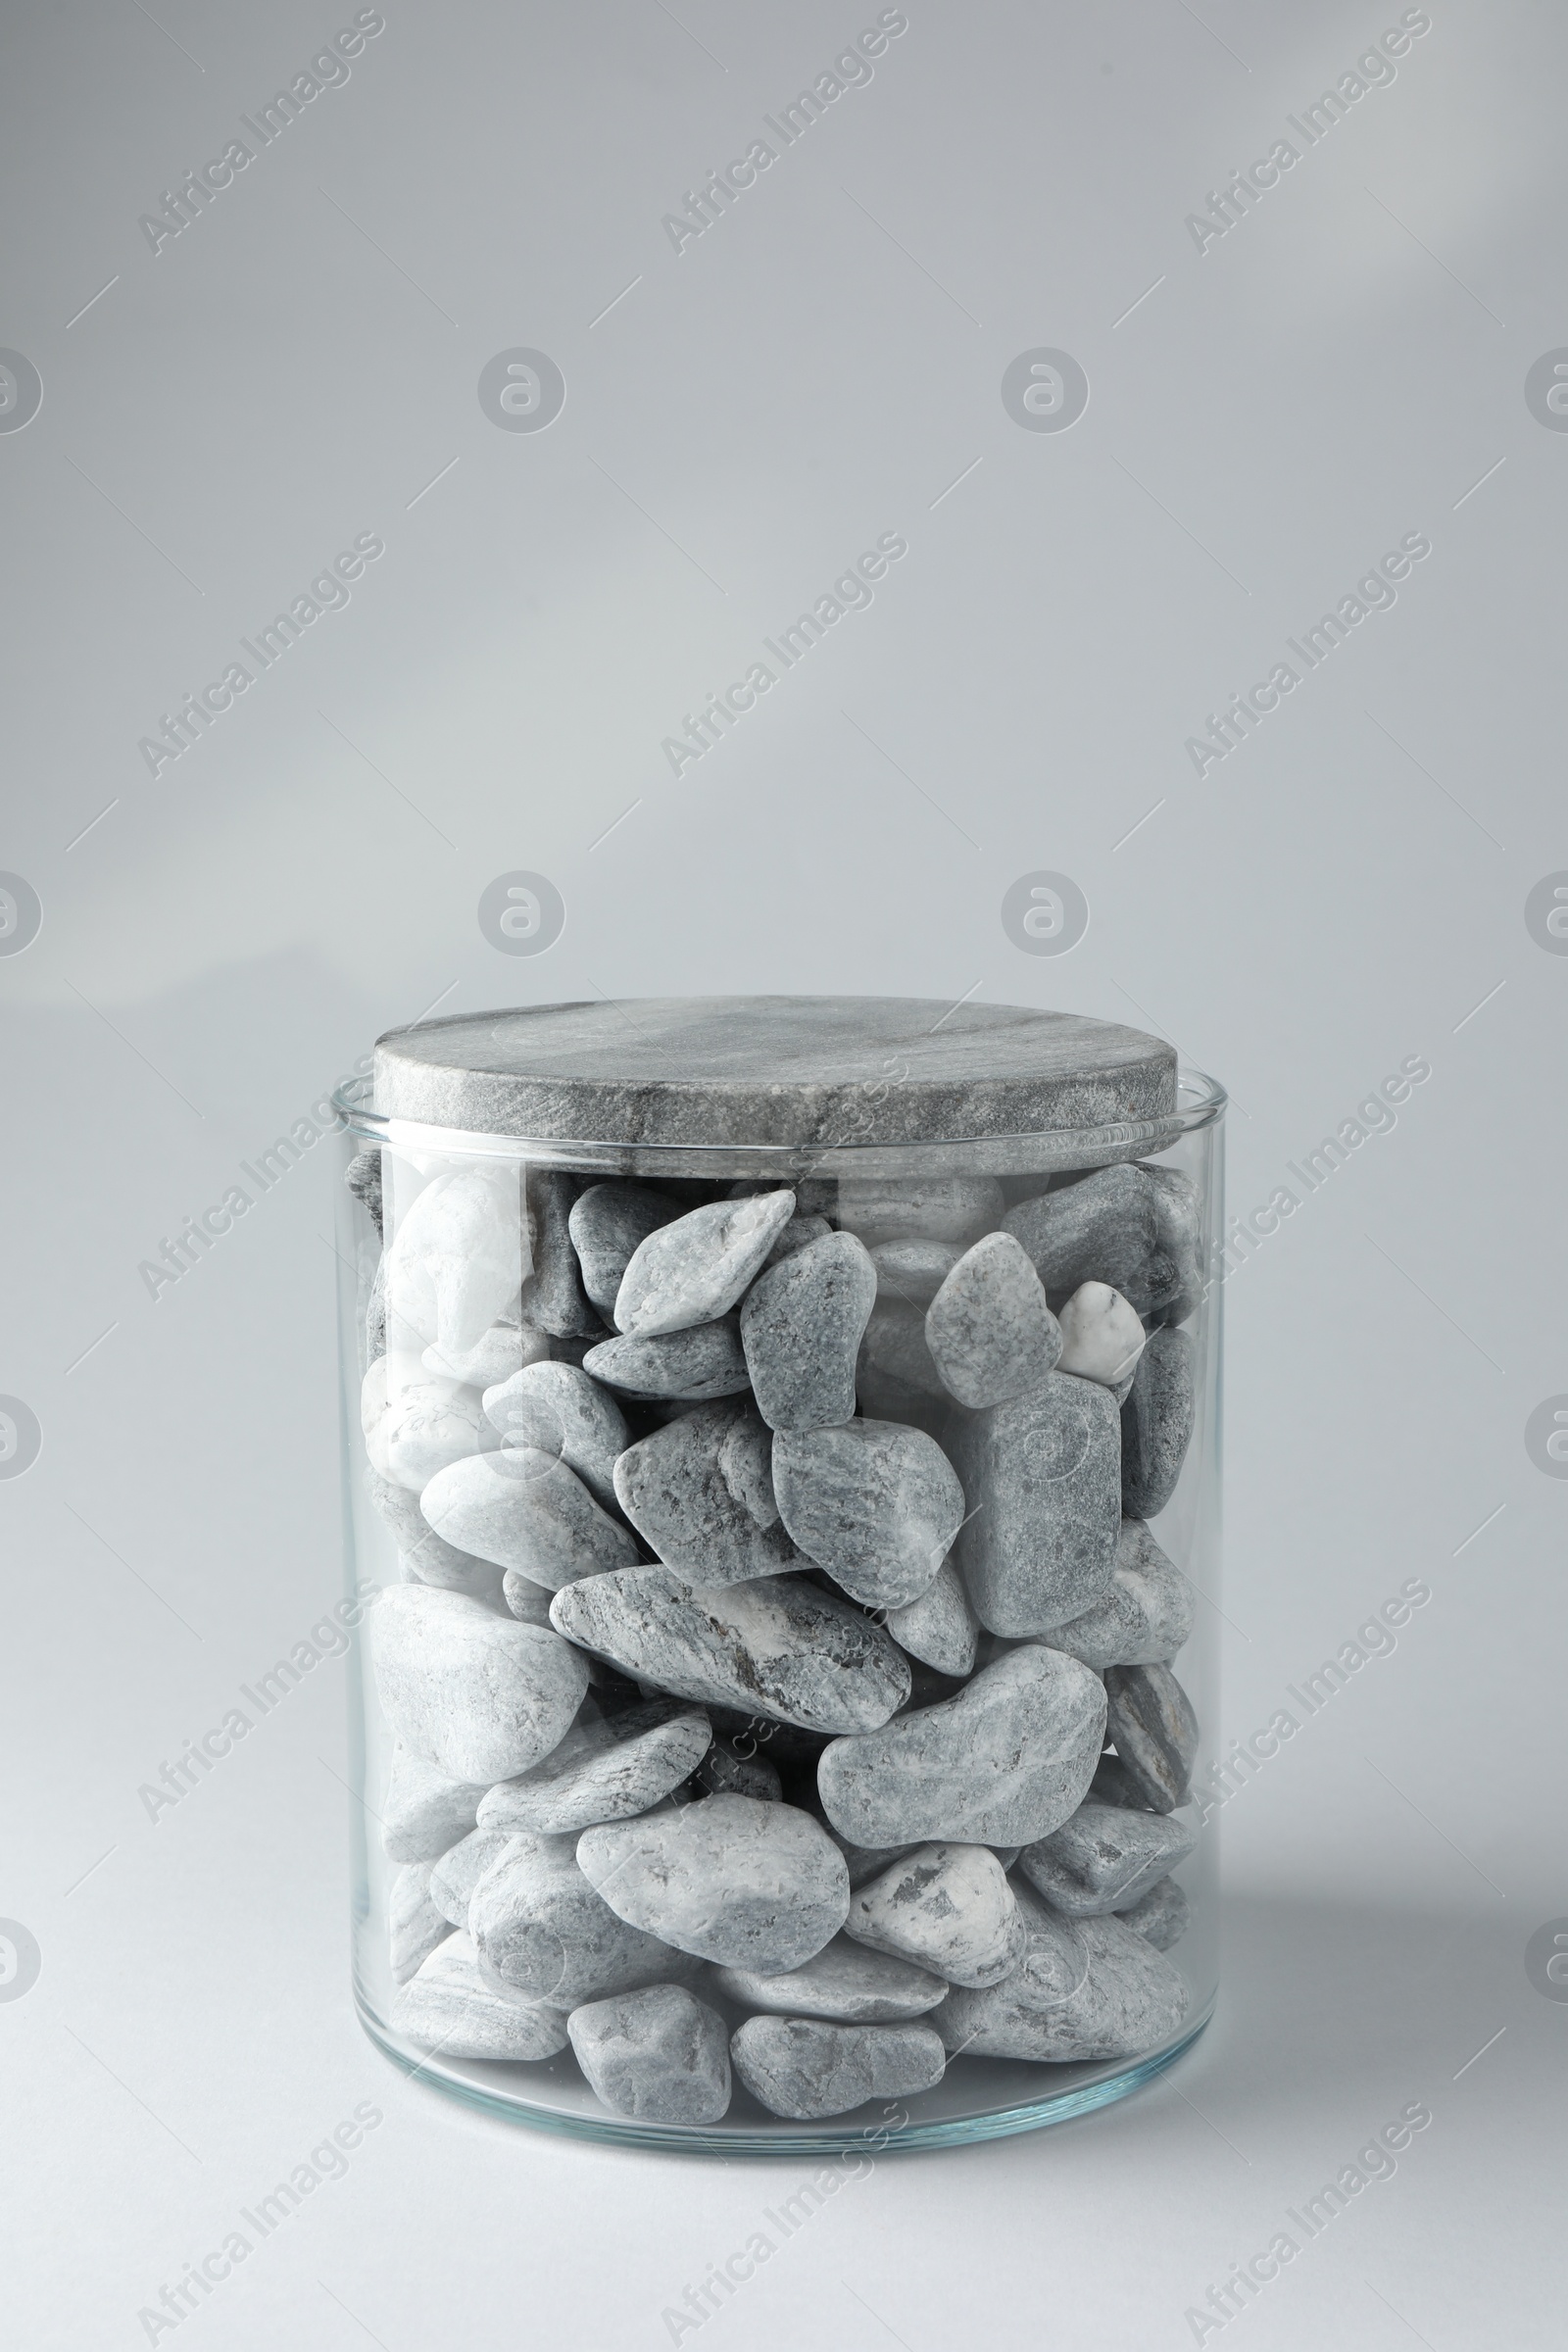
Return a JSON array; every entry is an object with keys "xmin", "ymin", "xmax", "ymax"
[
  {"xmin": 1121, "ymin": 1326, "xmax": 1196, "ymax": 1518},
  {"xmin": 847, "ymin": 1843, "xmax": 1023, "ymax": 1987},
  {"xmin": 383, "ymin": 1740, "xmax": 489, "ymax": 1863},
  {"xmin": 1016, "ymin": 1800, "xmax": 1196, "ymax": 1917},
  {"xmin": 1103, "ymin": 1663, "xmax": 1200, "ymax": 1811},
  {"xmin": 567, "ymin": 1183, "xmax": 682, "ymax": 1322},
  {"xmin": 886, "ymin": 1554, "xmax": 978, "ymax": 1678},
  {"xmin": 583, "ymin": 1317, "xmax": 752, "ymax": 1400},
  {"xmin": 954, "ymin": 1373, "xmax": 1121, "ymax": 1635},
  {"xmin": 482, "ymin": 1361, "xmax": 629, "ymax": 1509},
  {"xmin": 613, "ymin": 1399, "xmax": 803, "ymax": 1584},
  {"xmin": 925, "ymin": 1232, "xmax": 1062, "ymax": 1409},
  {"xmin": 470, "ymin": 1831, "xmax": 702, "ymax": 2005},
  {"xmin": 521, "ymin": 1169, "xmax": 605, "ymax": 1339},
  {"xmin": 1003, "ymin": 1164, "xmax": 1200, "ymax": 1324},
  {"xmin": 740, "ymin": 1232, "xmax": 877, "ymax": 1432},
  {"xmin": 420, "ymin": 1448, "xmax": 641, "ymax": 1590},
  {"xmin": 869, "ymin": 1239, "xmax": 962, "ymax": 1308},
  {"xmin": 765, "ymin": 1214, "xmax": 834, "ymax": 1266},
  {"xmin": 711, "ymin": 1935, "xmax": 946, "ymax": 2023},
  {"xmin": 577, "ymin": 1793, "xmax": 850, "ymax": 1971},
  {"xmin": 853, "ymin": 1357, "xmax": 952, "ymax": 1443},
  {"xmin": 567, "ymin": 1983, "xmax": 732, "ymax": 2124},
  {"xmin": 429, "ymin": 1827, "xmax": 522, "ymax": 1927},
  {"xmin": 477, "ymin": 1699, "xmax": 712, "ymax": 1835},
  {"xmin": 392, "ymin": 1929, "xmax": 569, "ymax": 2060},
  {"xmin": 858, "ymin": 1298, "xmax": 948, "ymax": 1401},
  {"xmin": 838, "ymin": 1176, "xmax": 1005, "ymax": 1250},
  {"xmin": 1055, "ymin": 1281, "xmax": 1146, "ymax": 1390},
  {"xmin": 1116, "ymin": 1875, "xmax": 1191, "ymax": 1951},
  {"xmin": 1049, "ymin": 1519, "xmax": 1195, "ymax": 1670},
  {"xmin": 932, "ymin": 1886, "xmax": 1188, "ymax": 2061},
  {"xmin": 818, "ymin": 1646, "xmax": 1105, "ymax": 1847},
  {"xmin": 367, "ymin": 1468, "xmax": 504, "ymax": 1600},
  {"xmin": 551, "ymin": 1566, "xmax": 910, "ymax": 1735},
  {"xmin": 773, "ymin": 1421, "xmax": 963, "ymax": 1611},
  {"xmin": 730, "ymin": 2016, "xmax": 945, "ymax": 2118},
  {"xmin": 1147, "ymin": 1165, "xmax": 1203, "ymax": 1326},
  {"xmin": 615, "ymin": 1191, "xmax": 797, "ymax": 1338},
  {"xmin": 390, "ymin": 1861, "xmax": 447, "ymax": 1985},
  {"xmin": 370, "ymin": 1587, "xmax": 588, "ymax": 1783}
]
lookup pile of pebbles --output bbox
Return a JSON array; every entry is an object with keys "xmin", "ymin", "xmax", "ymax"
[{"xmin": 355, "ymin": 1152, "xmax": 1203, "ymax": 2126}]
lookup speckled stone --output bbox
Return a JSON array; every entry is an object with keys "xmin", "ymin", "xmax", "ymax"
[
  {"xmin": 1048, "ymin": 1519, "xmax": 1195, "ymax": 1670},
  {"xmin": 857, "ymin": 1298, "xmax": 949, "ymax": 1400},
  {"xmin": 816, "ymin": 1646, "xmax": 1106, "ymax": 1847},
  {"xmin": 739, "ymin": 1232, "xmax": 877, "ymax": 1432},
  {"xmin": 567, "ymin": 1983, "xmax": 732, "ymax": 2124},
  {"xmin": 420, "ymin": 1447, "xmax": 641, "ymax": 1591},
  {"xmin": 924, "ymin": 1232, "xmax": 1063, "ymax": 1410},
  {"xmin": 521, "ymin": 1169, "xmax": 605, "ymax": 1339},
  {"xmin": 366, "ymin": 1468, "xmax": 504, "ymax": 1600},
  {"xmin": 370, "ymin": 1587, "xmax": 588, "ymax": 1783},
  {"xmin": 1148, "ymin": 1165, "xmax": 1204, "ymax": 1326},
  {"xmin": 612, "ymin": 1400, "xmax": 804, "ymax": 1584},
  {"xmin": 1016, "ymin": 1800, "xmax": 1196, "ymax": 1917},
  {"xmin": 1116, "ymin": 1875, "xmax": 1191, "ymax": 1951},
  {"xmin": 1121, "ymin": 1326, "xmax": 1196, "ymax": 1518},
  {"xmin": 932, "ymin": 1886, "xmax": 1188, "ymax": 2062},
  {"xmin": 549, "ymin": 1566, "xmax": 910, "ymax": 1735},
  {"xmin": 469, "ymin": 1831, "xmax": 704, "ymax": 2006},
  {"xmin": 392, "ymin": 1929, "xmax": 569, "ymax": 2060},
  {"xmin": 389, "ymin": 1861, "xmax": 447, "ymax": 1984},
  {"xmin": 429, "ymin": 1827, "xmax": 522, "ymax": 1927},
  {"xmin": 614, "ymin": 1191, "xmax": 796, "ymax": 1338},
  {"xmin": 953, "ymin": 1374, "xmax": 1122, "ymax": 1635},
  {"xmin": 577, "ymin": 1794, "xmax": 850, "ymax": 1971},
  {"xmin": 477, "ymin": 1699, "xmax": 712, "ymax": 1836},
  {"xmin": 582, "ymin": 1317, "xmax": 752, "ymax": 1400},
  {"xmin": 885, "ymin": 1555, "xmax": 979, "ymax": 1678},
  {"xmin": 838, "ymin": 1175, "xmax": 1006, "ymax": 1250},
  {"xmin": 1055, "ymin": 1281, "xmax": 1146, "ymax": 1390},
  {"xmin": 773, "ymin": 1420, "xmax": 964, "ymax": 1612},
  {"xmin": 846, "ymin": 1843, "xmax": 1024, "ymax": 1987},
  {"xmin": 1103, "ymin": 1663, "xmax": 1200, "ymax": 1812},
  {"xmin": 566, "ymin": 1182, "xmax": 682, "ymax": 1322},
  {"xmin": 481, "ymin": 1360, "xmax": 629, "ymax": 1510},
  {"xmin": 382, "ymin": 1740, "xmax": 489, "ymax": 1863},
  {"xmin": 710, "ymin": 1936, "xmax": 946, "ymax": 2024},
  {"xmin": 730, "ymin": 2015, "xmax": 946, "ymax": 2118},
  {"xmin": 1002, "ymin": 1163, "xmax": 1200, "ymax": 1324}
]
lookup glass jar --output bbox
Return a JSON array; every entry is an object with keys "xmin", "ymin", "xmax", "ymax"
[{"xmin": 332, "ymin": 998, "xmax": 1224, "ymax": 2152}]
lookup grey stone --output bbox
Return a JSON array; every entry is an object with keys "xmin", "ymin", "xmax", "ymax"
[
  {"xmin": 365, "ymin": 1250, "xmax": 387, "ymax": 1366},
  {"xmin": 954, "ymin": 1374, "xmax": 1121, "ymax": 1635},
  {"xmin": 764, "ymin": 1214, "xmax": 834, "ymax": 1266},
  {"xmin": 1049, "ymin": 1520, "xmax": 1195, "ymax": 1670},
  {"xmin": 1089, "ymin": 1755, "xmax": 1147, "ymax": 1811},
  {"xmin": 383, "ymin": 1165, "xmax": 525, "ymax": 1359},
  {"xmin": 693, "ymin": 1741, "xmax": 783, "ymax": 1802},
  {"xmin": 869, "ymin": 1239, "xmax": 963, "ymax": 1309},
  {"xmin": 819, "ymin": 1646, "xmax": 1105, "ymax": 1847},
  {"xmin": 740, "ymin": 1232, "xmax": 877, "ymax": 1433},
  {"xmin": 858, "ymin": 1298, "xmax": 949, "ymax": 1400},
  {"xmin": 1003, "ymin": 1163, "xmax": 1200, "ymax": 1323},
  {"xmin": 1055, "ymin": 1281, "xmax": 1146, "ymax": 1390},
  {"xmin": 886, "ymin": 1555, "xmax": 979, "ymax": 1678},
  {"xmin": 382, "ymin": 1740, "xmax": 489, "ymax": 1863},
  {"xmin": 390, "ymin": 1861, "xmax": 447, "ymax": 1985},
  {"xmin": 429, "ymin": 1827, "xmax": 522, "ymax": 1927},
  {"xmin": 501, "ymin": 1571, "xmax": 558, "ymax": 1628},
  {"xmin": 420, "ymin": 1447, "xmax": 641, "ymax": 1590},
  {"xmin": 566, "ymin": 1182, "xmax": 682, "ymax": 1322},
  {"xmin": 730, "ymin": 2016, "xmax": 945, "ymax": 2118},
  {"xmin": 469, "ymin": 1831, "xmax": 703, "ymax": 2005},
  {"xmin": 838, "ymin": 1175, "xmax": 1006, "ymax": 1249},
  {"xmin": 1147, "ymin": 1165, "xmax": 1204, "ymax": 1326},
  {"xmin": 612, "ymin": 1400, "xmax": 804, "ymax": 1584},
  {"xmin": 521, "ymin": 1169, "xmax": 605, "ymax": 1339},
  {"xmin": 1121, "ymin": 1326, "xmax": 1196, "ymax": 1518},
  {"xmin": 1016, "ymin": 1800, "xmax": 1196, "ymax": 1917},
  {"xmin": 370, "ymin": 1587, "xmax": 588, "ymax": 1783},
  {"xmin": 932, "ymin": 1886, "xmax": 1188, "ymax": 2061},
  {"xmin": 824, "ymin": 1830, "xmax": 921, "ymax": 1888},
  {"xmin": 482, "ymin": 1361, "xmax": 629, "ymax": 1510},
  {"xmin": 567, "ymin": 1983, "xmax": 732, "ymax": 2124},
  {"xmin": 615, "ymin": 1191, "xmax": 797, "ymax": 1338},
  {"xmin": 392, "ymin": 1929, "xmax": 569, "ymax": 2061},
  {"xmin": 366, "ymin": 1468, "xmax": 504, "ymax": 1600},
  {"xmin": 577, "ymin": 1793, "xmax": 850, "ymax": 1971},
  {"xmin": 346, "ymin": 1148, "xmax": 383, "ymax": 1238},
  {"xmin": 992, "ymin": 1844, "xmax": 1023, "ymax": 1871},
  {"xmin": 1116, "ymin": 1875, "xmax": 1191, "ymax": 1951},
  {"xmin": 852, "ymin": 1358, "xmax": 953, "ymax": 1444},
  {"xmin": 583, "ymin": 1317, "xmax": 752, "ymax": 1400},
  {"xmin": 477, "ymin": 1699, "xmax": 711, "ymax": 1835},
  {"xmin": 925, "ymin": 1232, "xmax": 1062, "ymax": 1410},
  {"xmin": 773, "ymin": 1421, "xmax": 964, "ymax": 1611},
  {"xmin": 1103, "ymin": 1664, "xmax": 1200, "ymax": 1811},
  {"xmin": 710, "ymin": 1935, "xmax": 947, "ymax": 2023},
  {"xmin": 551, "ymin": 1567, "xmax": 910, "ymax": 1735},
  {"xmin": 847, "ymin": 1843, "xmax": 1024, "ymax": 1987}
]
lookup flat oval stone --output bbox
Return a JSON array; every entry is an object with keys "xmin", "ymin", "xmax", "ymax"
[
  {"xmin": 577, "ymin": 1793, "xmax": 850, "ymax": 1971},
  {"xmin": 615, "ymin": 1192, "xmax": 797, "ymax": 1338},
  {"xmin": 838, "ymin": 1176, "xmax": 1004, "ymax": 1250},
  {"xmin": 773, "ymin": 1421, "xmax": 964, "ymax": 1611},
  {"xmin": 1055, "ymin": 1280, "xmax": 1146, "ymax": 1389},
  {"xmin": 550, "ymin": 1567, "xmax": 910, "ymax": 1735},
  {"xmin": 1121, "ymin": 1326, "xmax": 1196, "ymax": 1517},
  {"xmin": 925, "ymin": 1232, "xmax": 1063, "ymax": 1410},
  {"xmin": 384, "ymin": 1166, "xmax": 524, "ymax": 1358},
  {"xmin": 370, "ymin": 1587, "xmax": 588, "ymax": 1783},
  {"xmin": 740, "ymin": 1232, "xmax": 877, "ymax": 1433},
  {"xmin": 1103, "ymin": 1663, "xmax": 1200, "ymax": 1811},
  {"xmin": 847, "ymin": 1843, "xmax": 1024, "ymax": 1987},
  {"xmin": 392, "ymin": 1929, "xmax": 568, "ymax": 2060},
  {"xmin": 521, "ymin": 1169, "xmax": 605, "ymax": 1339},
  {"xmin": 869, "ymin": 1239, "xmax": 962, "ymax": 1308},
  {"xmin": 367, "ymin": 1468, "xmax": 503, "ymax": 1600},
  {"xmin": 932, "ymin": 1886, "xmax": 1188, "ymax": 2060},
  {"xmin": 477, "ymin": 1699, "xmax": 712, "ymax": 1835},
  {"xmin": 567, "ymin": 1182, "xmax": 682, "ymax": 1322},
  {"xmin": 429, "ymin": 1827, "xmax": 522, "ymax": 1927},
  {"xmin": 420, "ymin": 1448, "xmax": 641, "ymax": 1590},
  {"xmin": 954, "ymin": 1373, "xmax": 1121, "ymax": 1635},
  {"xmin": 730, "ymin": 2016, "xmax": 945, "ymax": 2118},
  {"xmin": 469, "ymin": 1831, "xmax": 703, "ymax": 2005},
  {"xmin": 818, "ymin": 1645, "xmax": 1105, "ymax": 1847},
  {"xmin": 390, "ymin": 1861, "xmax": 448, "ymax": 1985},
  {"xmin": 567, "ymin": 1983, "xmax": 732, "ymax": 2125},
  {"xmin": 1049, "ymin": 1519, "xmax": 1195, "ymax": 1670},
  {"xmin": 482, "ymin": 1361, "xmax": 629, "ymax": 1509},
  {"xmin": 858, "ymin": 1298, "xmax": 949, "ymax": 1400},
  {"xmin": 583, "ymin": 1317, "xmax": 752, "ymax": 1400},
  {"xmin": 1016, "ymin": 1800, "xmax": 1196, "ymax": 1916},
  {"xmin": 612, "ymin": 1399, "xmax": 804, "ymax": 1584},
  {"xmin": 1116, "ymin": 1874, "xmax": 1191, "ymax": 1950},
  {"xmin": 710, "ymin": 1935, "xmax": 946, "ymax": 2023},
  {"xmin": 886, "ymin": 1554, "xmax": 978, "ymax": 1678},
  {"xmin": 382, "ymin": 1740, "xmax": 489, "ymax": 1862}
]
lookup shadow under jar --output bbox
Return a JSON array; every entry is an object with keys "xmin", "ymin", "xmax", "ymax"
[{"xmin": 332, "ymin": 996, "xmax": 1225, "ymax": 2153}]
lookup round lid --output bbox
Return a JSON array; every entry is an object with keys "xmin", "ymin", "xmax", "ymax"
[{"xmin": 372, "ymin": 996, "xmax": 1176, "ymax": 1148}]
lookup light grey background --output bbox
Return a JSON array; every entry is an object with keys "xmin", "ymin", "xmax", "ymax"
[{"xmin": 2, "ymin": 1, "xmax": 1561, "ymax": 2344}]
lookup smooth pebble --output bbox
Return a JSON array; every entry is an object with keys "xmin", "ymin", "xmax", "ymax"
[
  {"xmin": 740, "ymin": 1232, "xmax": 877, "ymax": 1432},
  {"xmin": 1049, "ymin": 1519, "xmax": 1195, "ymax": 1670},
  {"xmin": 614, "ymin": 1191, "xmax": 796, "ymax": 1338},
  {"xmin": 885, "ymin": 1554, "xmax": 979, "ymax": 1678},
  {"xmin": 925, "ymin": 1233, "xmax": 1063, "ymax": 1410},
  {"xmin": 420, "ymin": 1447, "xmax": 641, "ymax": 1590},
  {"xmin": 710, "ymin": 1936, "xmax": 946, "ymax": 2024},
  {"xmin": 932, "ymin": 1886, "xmax": 1188, "ymax": 2061},
  {"xmin": 1116, "ymin": 1875, "xmax": 1192, "ymax": 1951},
  {"xmin": 370, "ymin": 1586, "xmax": 588, "ymax": 1783},
  {"xmin": 392, "ymin": 1929, "xmax": 568, "ymax": 2060},
  {"xmin": 567, "ymin": 1984, "xmax": 732, "ymax": 2125},
  {"xmin": 847, "ymin": 1843, "xmax": 1024, "ymax": 1987},
  {"xmin": 1016, "ymin": 1799, "xmax": 1196, "ymax": 1916},
  {"xmin": 483, "ymin": 1360, "xmax": 629, "ymax": 1509},
  {"xmin": 1103, "ymin": 1663, "xmax": 1200, "ymax": 1811},
  {"xmin": 382, "ymin": 1740, "xmax": 489, "ymax": 1863},
  {"xmin": 567, "ymin": 1183, "xmax": 682, "ymax": 1323},
  {"xmin": 773, "ymin": 1420, "xmax": 963, "ymax": 1611},
  {"xmin": 954, "ymin": 1373, "xmax": 1121, "ymax": 1635},
  {"xmin": 577, "ymin": 1793, "xmax": 850, "ymax": 1972},
  {"xmin": 730, "ymin": 2016, "xmax": 945, "ymax": 2119},
  {"xmin": 613, "ymin": 1399, "xmax": 803, "ymax": 1585},
  {"xmin": 477, "ymin": 1699, "xmax": 711, "ymax": 1835},
  {"xmin": 583, "ymin": 1317, "xmax": 752, "ymax": 1400},
  {"xmin": 470, "ymin": 1831, "xmax": 702, "ymax": 2006},
  {"xmin": 1055, "ymin": 1280, "xmax": 1146, "ymax": 1389}
]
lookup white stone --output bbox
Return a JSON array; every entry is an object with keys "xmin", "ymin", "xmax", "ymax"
[
  {"xmin": 419, "ymin": 1447, "xmax": 641, "ymax": 1589},
  {"xmin": 382, "ymin": 1740, "xmax": 489, "ymax": 1862},
  {"xmin": 1055, "ymin": 1281, "xmax": 1147, "ymax": 1389},
  {"xmin": 576, "ymin": 1793, "xmax": 849, "ymax": 1971},
  {"xmin": 567, "ymin": 1984, "xmax": 732, "ymax": 2125},
  {"xmin": 392, "ymin": 1929, "xmax": 568, "ymax": 2060},
  {"xmin": 370, "ymin": 1586, "xmax": 588, "ymax": 1783},
  {"xmin": 422, "ymin": 1306, "xmax": 547, "ymax": 1391},
  {"xmin": 383, "ymin": 1166, "xmax": 524, "ymax": 1360},
  {"xmin": 710, "ymin": 1936, "xmax": 947, "ymax": 2024},
  {"xmin": 428, "ymin": 1828, "xmax": 523, "ymax": 1927},
  {"xmin": 613, "ymin": 1191, "xmax": 797, "ymax": 1337},
  {"xmin": 482, "ymin": 1360, "xmax": 629, "ymax": 1509}
]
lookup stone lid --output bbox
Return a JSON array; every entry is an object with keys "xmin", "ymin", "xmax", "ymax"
[{"xmin": 372, "ymin": 997, "xmax": 1175, "ymax": 1148}]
